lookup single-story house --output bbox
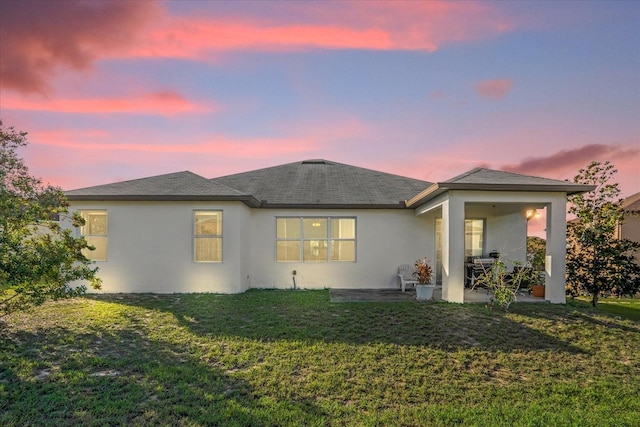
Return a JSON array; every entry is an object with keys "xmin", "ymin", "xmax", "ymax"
[
  {"xmin": 618, "ymin": 191, "xmax": 640, "ymax": 263},
  {"xmin": 65, "ymin": 159, "xmax": 594, "ymax": 303}
]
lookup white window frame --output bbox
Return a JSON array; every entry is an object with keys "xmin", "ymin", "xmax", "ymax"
[
  {"xmin": 79, "ymin": 210, "xmax": 108, "ymax": 262},
  {"xmin": 275, "ymin": 216, "xmax": 356, "ymax": 263},
  {"xmin": 194, "ymin": 210, "xmax": 223, "ymax": 263},
  {"xmin": 464, "ymin": 218, "xmax": 485, "ymax": 259}
]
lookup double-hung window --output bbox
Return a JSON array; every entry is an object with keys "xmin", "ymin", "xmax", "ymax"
[
  {"xmin": 80, "ymin": 210, "xmax": 108, "ymax": 261},
  {"xmin": 194, "ymin": 211, "xmax": 222, "ymax": 262},
  {"xmin": 276, "ymin": 217, "xmax": 356, "ymax": 262}
]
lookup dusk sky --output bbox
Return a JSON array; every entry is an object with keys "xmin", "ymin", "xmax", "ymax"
[{"xmin": 1, "ymin": 0, "xmax": 638, "ymax": 200}]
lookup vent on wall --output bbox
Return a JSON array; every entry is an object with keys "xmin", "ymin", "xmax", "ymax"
[{"xmin": 301, "ymin": 159, "xmax": 332, "ymax": 165}]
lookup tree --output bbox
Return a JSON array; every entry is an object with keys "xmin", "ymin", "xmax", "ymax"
[
  {"xmin": 566, "ymin": 161, "xmax": 640, "ymax": 306},
  {"xmin": 526, "ymin": 236, "xmax": 546, "ymax": 273},
  {"xmin": 0, "ymin": 121, "xmax": 101, "ymax": 320}
]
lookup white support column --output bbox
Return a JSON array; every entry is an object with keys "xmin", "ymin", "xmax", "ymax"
[
  {"xmin": 441, "ymin": 196, "xmax": 465, "ymax": 303},
  {"xmin": 545, "ymin": 199, "xmax": 567, "ymax": 303}
]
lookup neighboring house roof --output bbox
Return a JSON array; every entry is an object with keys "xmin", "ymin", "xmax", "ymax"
[
  {"xmin": 66, "ymin": 171, "xmax": 261, "ymax": 207},
  {"xmin": 211, "ymin": 159, "xmax": 432, "ymax": 208},
  {"xmin": 406, "ymin": 168, "xmax": 596, "ymax": 207},
  {"xmin": 622, "ymin": 192, "xmax": 640, "ymax": 213}
]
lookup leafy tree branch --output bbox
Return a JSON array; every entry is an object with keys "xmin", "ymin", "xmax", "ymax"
[
  {"xmin": 566, "ymin": 161, "xmax": 640, "ymax": 306},
  {"xmin": 1, "ymin": 121, "xmax": 101, "ymax": 321}
]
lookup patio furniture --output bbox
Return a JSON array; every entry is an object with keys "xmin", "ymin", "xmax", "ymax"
[
  {"xmin": 398, "ymin": 264, "xmax": 419, "ymax": 292},
  {"xmin": 465, "ymin": 257, "xmax": 494, "ymax": 289}
]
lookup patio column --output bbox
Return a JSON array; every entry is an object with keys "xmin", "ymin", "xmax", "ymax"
[
  {"xmin": 545, "ymin": 197, "xmax": 567, "ymax": 303},
  {"xmin": 441, "ymin": 196, "xmax": 465, "ymax": 303}
]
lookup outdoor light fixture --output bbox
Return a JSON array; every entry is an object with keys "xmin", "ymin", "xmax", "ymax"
[
  {"xmin": 526, "ymin": 209, "xmax": 540, "ymax": 220},
  {"xmin": 312, "ymin": 221, "xmax": 321, "ymax": 227}
]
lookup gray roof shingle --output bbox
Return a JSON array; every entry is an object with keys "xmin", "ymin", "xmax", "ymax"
[
  {"xmin": 211, "ymin": 159, "xmax": 432, "ymax": 208},
  {"xmin": 445, "ymin": 168, "xmax": 577, "ymax": 186},
  {"xmin": 406, "ymin": 168, "xmax": 596, "ymax": 207},
  {"xmin": 66, "ymin": 171, "xmax": 260, "ymax": 206},
  {"xmin": 65, "ymin": 161, "xmax": 595, "ymax": 209}
]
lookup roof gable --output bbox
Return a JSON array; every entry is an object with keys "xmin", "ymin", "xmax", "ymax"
[{"xmin": 211, "ymin": 159, "xmax": 432, "ymax": 208}]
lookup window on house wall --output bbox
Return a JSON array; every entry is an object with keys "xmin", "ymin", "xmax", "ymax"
[
  {"xmin": 330, "ymin": 218, "xmax": 356, "ymax": 261},
  {"xmin": 194, "ymin": 211, "xmax": 222, "ymax": 262},
  {"xmin": 464, "ymin": 219, "xmax": 485, "ymax": 258},
  {"xmin": 80, "ymin": 210, "xmax": 108, "ymax": 261},
  {"xmin": 276, "ymin": 217, "xmax": 356, "ymax": 262}
]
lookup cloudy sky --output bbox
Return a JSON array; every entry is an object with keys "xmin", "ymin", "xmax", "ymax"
[{"xmin": 1, "ymin": 0, "xmax": 638, "ymax": 200}]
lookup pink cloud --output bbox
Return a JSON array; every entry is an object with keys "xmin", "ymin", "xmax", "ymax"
[
  {"xmin": 25, "ymin": 127, "xmax": 320, "ymax": 188},
  {"xmin": 502, "ymin": 144, "xmax": 639, "ymax": 177},
  {"xmin": 1, "ymin": 1, "xmax": 513, "ymax": 93},
  {"xmin": 500, "ymin": 143, "xmax": 640, "ymax": 197},
  {"xmin": 129, "ymin": 21, "xmax": 394, "ymax": 59},
  {"xmin": 30, "ymin": 130, "xmax": 314, "ymax": 157},
  {"xmin": 3, "ymin": 91, "xmax": 213, "ymax": 116},
  {"xmin": 128, "ymin": 2, "xmax": 512, "ymax": 59},
  {"xmin": 429, "ymin": 91, "xmax": 447, "ymax": 100},
  {"xmin": 475, "ymin": 79, "xmax": 514, "ymax": 99},
  {"xmin": 0, "ymin": 0, "xmax": 159, "ymax": 94},
  {"xmin": 22, "ymin": 114, "xmax": 367, "ymax": 188}
]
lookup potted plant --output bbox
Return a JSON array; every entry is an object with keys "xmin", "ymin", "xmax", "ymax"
[
  {"xmin": 413, "ymin": 258, "xmax": 435, "ymax": 300},
  {"xmin": 530, "ymin": 272, "xmax": 545, "ymax": 297},
  {"xmin": 525, "ymin": 238, "xmax": 546, "ymax": 297}
]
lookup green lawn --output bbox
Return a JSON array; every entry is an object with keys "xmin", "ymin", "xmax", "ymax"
[
  {"xmin": 572, "ymin": 297, "xmax": 640, "ymax": 321},
  {"xmin": 1, "ymin": 290, "xmax": 639, "ymax": 426}
]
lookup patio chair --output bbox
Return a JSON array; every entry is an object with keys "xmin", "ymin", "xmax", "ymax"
[
  {"xmin": 466, "ymin": 257, "xmax": 494, "ymax": 290},
  {"xmin": 398, "ymin": 264, "xmax": 419, "ymax": 292}
]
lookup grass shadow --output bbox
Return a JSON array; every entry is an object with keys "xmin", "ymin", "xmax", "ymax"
[
  {"xmin": 3, "ymin": 291, "xmax": 639, "ymax": 426},
  {"xmin": 0, "ymin": 317, "xmax": 326, "ymax": 426},
  {"xmin": 88, "ymin": 290, "xmax": 587, "ymax": 354}
]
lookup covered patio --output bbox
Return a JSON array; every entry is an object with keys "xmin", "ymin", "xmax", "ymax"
[{"xmin": 405, "ymin": 169, "xmax": 594, "ymax": 304}]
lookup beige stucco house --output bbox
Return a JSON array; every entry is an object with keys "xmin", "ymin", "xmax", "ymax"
[
  {"xmin": 619, "ymin": 192, "xmax": 640, "ymax": 263},
  {"xmin": 65, "ymin": 159, "xmax": 593, "ymax": 303}
]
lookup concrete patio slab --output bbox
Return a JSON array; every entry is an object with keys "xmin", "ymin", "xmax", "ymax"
[
  {"xmin": 329, "ymin": 287, "xmax": 546, "ymax": 303},
  {"xmin": 330, "ymin": 288, "xmax": 426, "ymax": 302}
]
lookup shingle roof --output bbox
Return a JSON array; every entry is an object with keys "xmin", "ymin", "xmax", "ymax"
[
  {"xmin": 211, "ymin": 159, "xmax": 432, "ymax": 208},
  {"xmin": 622, "ymin": 192, "xmax": 640, "ymax": 212},
  {"xmin": 66, "ymin": 171, "xmax": 260, "ymax": 206},
  {"xmin": 65, "ymin": 162, "xmax": 595, "ymax": 209},
  {"xmin": 445, "ymin": 168, "xmax": 579, "ymax": 186},
  {"xmin": 406, "ymin": 168, "xmax": 596, "ymax": 207}
]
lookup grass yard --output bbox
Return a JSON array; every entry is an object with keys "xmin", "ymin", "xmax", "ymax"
[
  {"xmin": 572, "ymin": 297, "xmax": 640, "ymax": 321},
  {"xmin": 1, "ymin": 290, "xmax": 639, "ymax": 426}
]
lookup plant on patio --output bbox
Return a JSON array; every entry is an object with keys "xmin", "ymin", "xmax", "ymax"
[
  {"xmin": 413, "ymin": 258, "xmax": 435, "ymax": 300},
  {"xmin": 412, "ymin": 258, "xmax": 433, "ymax": 284},
  {"xmin": 474, "ymin": 258, "xmax": 533, "ymax": 311}
]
